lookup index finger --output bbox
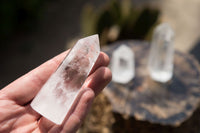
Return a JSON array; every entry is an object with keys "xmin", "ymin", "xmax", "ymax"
[{"xmin": 0, "ymin": 51, "xmax": 109, "ymax": 105}]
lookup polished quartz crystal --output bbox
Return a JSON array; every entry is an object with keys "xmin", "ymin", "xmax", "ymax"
[
  {"xmin": 31, "ymin": 35, "xmax": 100, "ymax": 124},
  {"xmin": 148, "ymin": 23, "xmax": 174, "ymax": 83},
  {"xmin": 111, "ymin": 45, "xmax": 135, "ymax": 84}
]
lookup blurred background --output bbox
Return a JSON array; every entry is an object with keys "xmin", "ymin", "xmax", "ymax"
[
  {"xmin": 1, "ymin": 0, "xmax": 200, "ymax": 132},
  {"xmin": 0, "ymin": 0, "xmax": 200, "ymax": 88}
]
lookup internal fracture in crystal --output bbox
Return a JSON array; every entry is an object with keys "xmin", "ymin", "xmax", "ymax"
[
  {"xmin": 111, "ymin": 45, "xmax": 135, "ymax": 84},
  {"xmin": 148, "ymin": 23, "xmax": 175, "ymax": 83},
  {"xmin": 31, "ymin": 35, "xmax": 100, "ymax": 124}
]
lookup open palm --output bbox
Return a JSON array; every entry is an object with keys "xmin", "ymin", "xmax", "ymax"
[{"xmin": 0, "ymin": 51, "xmax": 111, "ymax": 133}]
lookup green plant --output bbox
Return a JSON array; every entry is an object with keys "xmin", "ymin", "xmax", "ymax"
[{"xmin": 81, "ymin": 0, "xmax": 160, "ymax": 46}]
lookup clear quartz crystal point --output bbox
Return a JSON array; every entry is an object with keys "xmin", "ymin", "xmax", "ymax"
[
  {"xmin": 111, "ymin": 45, "xmax": 135, "ymax": 84},
  {"xmin": 148, "ymin": 23, "xmax": 175, "ymax": 83},
  {"xmin": 31, "ymin": 35, "xmax": 100, "ymax": 125}
]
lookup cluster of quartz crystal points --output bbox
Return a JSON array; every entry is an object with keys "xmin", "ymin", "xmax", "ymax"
[
  {"xmin": 111, "ymin": 23, "xmax": 174, "ymax": 84},
  {"xmin": 31, "ymin": 35, "xmax": 100, "ymax": 124}
]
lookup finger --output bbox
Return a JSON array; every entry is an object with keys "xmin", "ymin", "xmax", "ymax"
[
  {"xmin": 59, "ymin": 66, "xmax": 112, "ymax": 132},
  {"xmin": 89, "ymin": 52, "xmax": 110, "ymax": 74},
  {"xmin": 37, "ymin": 117, "xmax": 55, "ymax": 133},
  {"xmin": 84, "ymin": 67, "xmax": 112, "ymax": 96},
  {"xmin": 49, "ymin": 88, "xmax": 95, "ymax": 133},
  {"xmin": 38, "ymin": 67, "xmax": 112, "ymax": 132},
  {"xmin": 1, "ymin": 51, "xmax": 68, "ymax": 105},
  {"xmin": 1, "ymin": 51, "xmax": 110, "ymax": 105}
]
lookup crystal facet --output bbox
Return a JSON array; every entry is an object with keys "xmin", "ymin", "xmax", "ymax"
[
  {"xmin": 148, "ymin": 23, "xmax": 174, "ymax": 83},
  {"xmin": 111, "ymin": 45, "xmax": 135, "ymax": 84},
  {"xmin": 31, "ymin": 35, "xmax": 100, "ymax": 124}
]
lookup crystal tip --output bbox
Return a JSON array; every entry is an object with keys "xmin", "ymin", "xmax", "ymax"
[
  {"xmin": 87, "ymin": 34, "xmax": 99, "ymax": 41},
  {"xmin": 80, "ymin": 34, "xmax": 100, "ymax": 50}
]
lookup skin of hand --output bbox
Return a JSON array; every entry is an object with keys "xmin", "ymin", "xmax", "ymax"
[{"xmin": 0, "ymin": 51, "xmax": 112, "ymax": 133}]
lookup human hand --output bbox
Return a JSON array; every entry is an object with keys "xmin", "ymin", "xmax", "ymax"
[{"xmin": 0, "ymin": 51, "xmax": 111, "ymax": 133}]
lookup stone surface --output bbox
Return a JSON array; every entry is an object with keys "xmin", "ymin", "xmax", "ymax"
[
  {"xmin": 31, "ymin": 35, "xmax": 100, "ymax": 124},
  {"xmin": 111, "ymin": 45, "xmax": 135, "ymax": 84},
  {"xmin": 148, "ymin": 23, "xmax": 175, "ymax": 83}
]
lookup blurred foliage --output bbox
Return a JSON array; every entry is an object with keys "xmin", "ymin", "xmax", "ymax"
[
  {"xmin": 0, "ymin": 0, "xmax": 45, "ymax": 43},
  {"xmin": 81, "ymin": 0, "xmax": 160, "ymax": 46}
]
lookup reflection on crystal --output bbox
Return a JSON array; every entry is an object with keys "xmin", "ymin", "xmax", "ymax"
[
  {"xmin": 31, "ymin": 35, "xmax": 100, "ymax": 124},
  {"xmin": 148, "ymin": 23, "xmax": 174, "ymax": 83},
  {"xmin": 111, "ymin": 45, "xmax": 135, "ymax": 84}
]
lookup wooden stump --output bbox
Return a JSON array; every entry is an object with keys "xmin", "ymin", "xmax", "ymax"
[
  {"xmin": 79, "ymin": 40, "xmax": 200, "ymax": 133},
  {"xmin": 103, "ymin": 40, "xmax": 200, "ymax": 126}
]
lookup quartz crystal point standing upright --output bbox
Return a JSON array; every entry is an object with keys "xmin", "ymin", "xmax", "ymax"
[
  {"xmin": 111, "ymin": 45, "xmax": 135, "ymax": 84},
  {"xmin": 31, "ymin": 35, "xmax": 100, "ymax": 124},
  {"xmin": 148, "ymin": 23, "xmax": 175, "ymax": 83}
]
